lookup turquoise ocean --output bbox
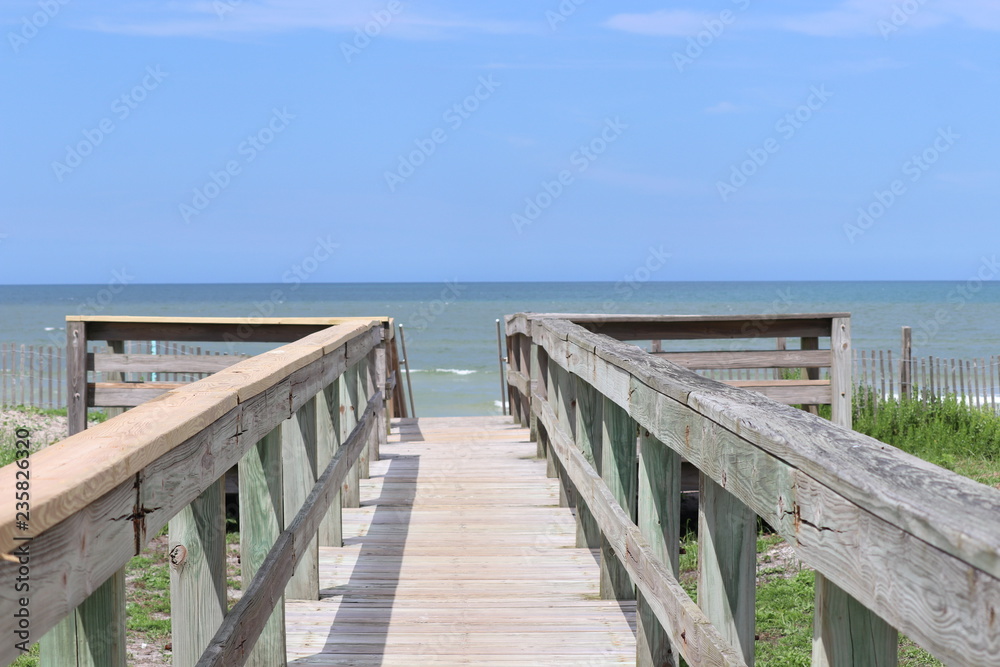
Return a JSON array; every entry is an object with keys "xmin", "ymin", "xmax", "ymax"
[{"xmin": 2, "ymin": 282, "xmax": 999, "ymax": 416}]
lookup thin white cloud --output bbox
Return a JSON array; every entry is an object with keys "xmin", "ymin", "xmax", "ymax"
[
  {"xmin": 71, "ymin": 1, "xmax": 534, "ymax": 39},
  {"xmin": 603, "ymin": 10, "xmax": 715, "ymax": 37},
  {"xmin": 705, "ymin": 101, "xmax": 746, "ymax": 114},
  {"xmin": 605, "ymin": 0, "xmax": 1000, "ymax": 38}
]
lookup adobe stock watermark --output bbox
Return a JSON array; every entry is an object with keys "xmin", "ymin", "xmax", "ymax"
[
  {"xmin": 179, "ymin": 107, "xmax": 295, "ymax": 223},
  {"xmin": 911, "ymin": 255, "xmax": 999, "ymax": 348},
  {"xmin": 384, "ymin": 75, "xmax": 501, "ymax": 192},
  {"xmin": 341, "ymin": 1, "xmax": 403, "ymax": 62},
  {"xmin": 511, "ymin": 117, "xmax": 628, "ymax": 234},
  {"xmin": 8, "ymin": 0, "xmax": 71, "ymax": 54},
  {"xmin": 74, "ymin": 268, "xmax": 135, "ymax": 318},
  {"xmin": 877, "ymin": 0, "xmax": 929, "ymax": 39},
  {"xmin": 717, "ymin": 84, "xmax": 833, "ymax": 202},
  {"xmin": 673, "ymin": 0, "xmax": 751, "ymax": 73},
  {"xmin": 546, "ymin": 0, "xmax": 586, "ymax": 31},
  {"xmin": 407, "ymin": 281, "xmax": 465, "ymax": 332},
  {"xmin": 51, "ymin": 66, "xmax": 169, "ymax": 182},
  {"xmin": 843, "ymin": 127, "xmax": 958, "ymax": 244}
]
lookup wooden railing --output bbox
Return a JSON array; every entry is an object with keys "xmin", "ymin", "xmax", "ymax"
[
  {"xmin": 505, "ymin": 312, "xmax": 1000, "ymax": 666},
  {"xmin": 0, "ymin": 319, "xmax": 390, "ymax": 666}
]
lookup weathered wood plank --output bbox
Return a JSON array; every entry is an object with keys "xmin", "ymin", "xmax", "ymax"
[
  {"xmin": 316, "ymin": 381, "xmax": 342, "ymax": 548},
  {"xmin": 654, "ymin": 349, "xmax": 831, "ymax": 370},
  {"xmin": 89, "ymin": 353, "xmax": 246, "ymax": 373}
]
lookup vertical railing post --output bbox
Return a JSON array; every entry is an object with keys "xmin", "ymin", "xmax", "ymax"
[
  {"xmin": 599, "ymin": 395, "xmax": 636, "ymax": 600},
  {"xmin": 814, "ymin": 316, "xmax": 897, "ymax": 666},
  {"xmin": 239, "ymin": 426, "xmax": 286, "ymax": 666},
  {"xmin": 317, "ymin": 377, "xmax": 343, "ymax": 548},
  {"xmin": 283, "ymin": 397, "xmax": 319, "ymax": 600},
  {"xmin": 341, "ymin": 364, "xmax": 361, "ymax": 508},
  {"xmin": 528, "ymin": 341, "xmax": 539, "ymax": 443},
  {"xmin": 169, "ymin": 478, "xmax": 227, "ymax": 666},
  {"xmin": 42, "ymin": 332, "xmax": 127, "ymax": 667},
  {"xmin": 354, "ymin": 356, "xmax": 371, "ymax": 480},
  {"xmin": 636, "ymin": 428, "xmax": 680, "ymax": 667},
  {"xmin": 374, "ymin": 336, "xmax": 388, "ymax": 460},
  {"xmin": 831, "ymin": 316, "xmax": 853, "ymax": 429},
  {"xmin": 520, "ymin": 333, "xmax": 532, "ymax": 429},
  {"xmin": 572, "ymin": 374, "xmax": 601, "ymax": 548},
  {"xmin": 698, "ymin": 474, "xmax": 756, "ymax": 665}
]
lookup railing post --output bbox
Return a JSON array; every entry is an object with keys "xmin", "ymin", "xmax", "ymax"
[
  {"xmin": 356, "ymin": 357, "xmax": 370, "ymax": 480},
  {"xmin": 572, "ymin": 374, "xmax": 601, "ymax": 548},
  {"xmin": 42, "ymin": 334, "xmax": 127, "ymax": 667},
  {"xmin": 283, "ymin": 397, "xmax": 319, "ymax": 600},
  {"xmin": 831, "ymin": 316, "xmax": 853, "ymax": 429},
  {"xmin": 636, "ymin": 428, "xmax": 680, "ymax": 667},
  {"xmin": 238, "ymin": 425, "xmax": 286, "ymax": 666},
  {"xmin": 599, "ymin": 395, "xmax": 636, "ymax": 600},
  {"xmin": 374, "ymin": 339, "xmax": 388, "ymax": 461},
  {"xmin": 698, "ymin": 474, "xmax": 756, "ymax": 664},
  {"xmin": 169, "ymin": 478, "xmax": 227, "ymax": 667},
  {"xmin": 528, "ymin": 340, "xmax": 539, "ymax": 442},
  {"xmin": 341, "ymin": 364, "xmax": 361, "ymax": 508},
  {"xmin": 317, "ymin": 378, "xmax": 343, "ymax": 548},
  {"xmin": 814, "ymin": 315, "xmax": 896, "ymax": 666}
]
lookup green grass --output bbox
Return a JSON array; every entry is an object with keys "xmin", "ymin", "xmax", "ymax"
[{"xmin": 853, "ymin": 391, "xmax": 1000, "ymax": 474}]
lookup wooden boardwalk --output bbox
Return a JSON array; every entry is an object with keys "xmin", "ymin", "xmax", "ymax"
[{"xmin": 285, "ymin": 415, "xmax": 637, "ymax": 666}]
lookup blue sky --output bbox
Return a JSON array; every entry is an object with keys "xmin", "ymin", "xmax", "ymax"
[{"xmin": 1, "ymin": 0, "xmax": 997, "ymax": 284}]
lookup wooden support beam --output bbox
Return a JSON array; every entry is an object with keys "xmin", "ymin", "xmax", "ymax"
[
  {"xmin": 637, "ymin": 429, "xmax": 681, "ymax": 667},
  {"xmin": 238, "ymin": 427, "xmax": 286, "ymax": 667},
  {"xmin": 282, "ymin": 398, "xmax": 319, "ymax": 601},
  {"xmin": 316, "ymin": 381, "xmax": 342, "ymax": 548},
  {"xmin": 698, "ymin": 473, "xmax": 756, "ymax": 665},
  {"xmin": 599, "ymin": 394, "xmax": 636, "ymax": 601},
  {"xmin": 572, "ymin": 374, "xmax": 601, "ymax": 549},
  {"xmin": 169, "ymin": 478, "xmax": 227, "ymax": 667},
  {"xmin": 340, "ymin": 364, "xmax": 360, "ymax": 508},
  {"xmin": 812, "ymin": 573, "xmax": 899, "ymax": 667}
]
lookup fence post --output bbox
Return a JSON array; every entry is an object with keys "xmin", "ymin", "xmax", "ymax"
[
  {"xmin": 374, "ymin": 339, "xmax": 388, "ymax": 460},
  {"xmin": 528, "ymin": 341, "xmax": 540, "ymax": 443},
  {"xmin": 636, "ymin": 428, "xmax": 679, "ymax": 667},
  {"xmin": 239, "ymin": 426, "xmax": 286, "ymax": 667},
  {"xmin": 283, "ymin": 397, "xmax": 320, "ymax": 600},
  {"xmin": 599, "ymin": 395, "xmax": 636, "ymax": 601},
  {"xmin": 901, "ymin": 326, "xmax": 912, "ymax": 399}
]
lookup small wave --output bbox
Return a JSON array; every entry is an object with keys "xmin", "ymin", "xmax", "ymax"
[
  {"xmin": 436, "ymin": 368, "xmax": 477, "ymax": 375},
  {"xmin": 402, "ymin": 369, "xmax": 424, "ymax": 373},
  {"xmin": 44, "ymin": 327, "xmax": 56, "ymax": 331}
]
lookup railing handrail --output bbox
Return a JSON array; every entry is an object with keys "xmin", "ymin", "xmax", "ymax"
[
  {"xmin": 0, "ymin": 319, "xmax": 386, "ymax": 666},
  {"xmin": 509, "ymin": 312, "xmax": 1000, "ymax": 666}
]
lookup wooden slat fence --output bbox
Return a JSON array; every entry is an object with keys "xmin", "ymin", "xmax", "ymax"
[
  {"xmin": 0, "ymin": 343, "xmax": 65, "ymax": 409},
  {"xmin": 854, "ymin": 348, "xmax": 1000, "ymax": 411}
]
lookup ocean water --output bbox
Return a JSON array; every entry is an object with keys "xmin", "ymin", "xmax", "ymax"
[{"xmin": 2, "ymin": 281, "xmax": 999, "ymax": 416}]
